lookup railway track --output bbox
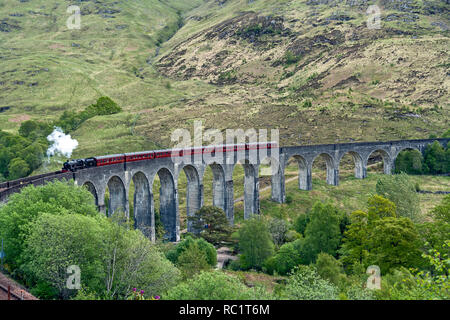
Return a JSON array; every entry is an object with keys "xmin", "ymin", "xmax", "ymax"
[{"xmin": 0, "ymin": 283, "xmax": 21, "ymax": 300}]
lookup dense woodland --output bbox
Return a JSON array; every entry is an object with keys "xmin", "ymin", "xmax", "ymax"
[{"xmin": 0, "ymin": 97, "xmax": 121, "ymax": 181}]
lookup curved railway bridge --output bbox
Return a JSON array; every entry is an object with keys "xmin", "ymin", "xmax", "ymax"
[{"xmin": 1, "ymin": 138, "xmax": 448, "ymax": 242}]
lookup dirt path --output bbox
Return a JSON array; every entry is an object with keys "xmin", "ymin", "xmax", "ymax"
[{"xmin": 216, "ymin": 247, "xmax": 238, "ymax": 269}]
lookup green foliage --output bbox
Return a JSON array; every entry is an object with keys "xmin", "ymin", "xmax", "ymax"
[
  {"xmin": 177, "ymin": 242, "xmax": 212, "ymax": 279},
  {"xmin": 0, "ymin": 180, "xmax": 98, "ymax": 270},
  {"xmin": 394, "ymin": 149, "xmax": 424, "ymax": 174},
  {"xmin": 281, "ymin": 265, "xmax": 339, "ymax": 300},
  {"xmin": 166, "ymin": 236, "xmax": 217, "ymax": 267},
  {"xmin": 0, "ymin": 130, "xmax": 47, "ymax": 180},
  {"xmin": 376, "ymin": 173, "xmax": 421, "ymax": 221},
  {"xmin": 301, "ymin": 202, "xmax": 343, "ymax": 264},
  {"xmin": 442, "ymin": 129, "xmax": 450, "ymax": 138},
  {"xmin": 8, "ymin": 158, "xmax": 30, "ymax": 180},
  {"xmin": 285, "ymin": 230, "xmax": 302, "ymax": 242},
  {"xmin": 268, "ymin": 218, "xmax": 288, "ymax": 247},
  {"xmin": 165, "ymin": 271, "xmax": 273, "ymax": 300},
  {"xmin": 264, "ymin": 239, "xmax": 304, "ymax": 276},
  {"xmin": 56, "ymin": 96, "xmax": 122, "ymax": 133},
  {"xmin": 21, "ymin": 213, "xmax": 107, "ymax": 299},
  {"xmin": 238, "ymin": 216, "xmax": 275, "ymax": 271},
  {"xmin": 315, "ymin": 253, "xmax": 344, "ymax": 287},
  {"xmin": 344, "ymin": 283, "xmax": 374, "ymax": 300},
  {"xmin": 293, "ymin": 212, "xmax": 310, "ymax": 236},
  {"xmin": 376, "ymin": 243, "xmax": 449, "ymax": 300},
  {"xmin": 188, "ymin": 206, "xmax": 234, "ymax": 245},
  {"xmin": 423, "ymin": 141, "xmax": 449, "ymax": 174},
  {"xmin": 20, "ymin": 209, "xmax": 180, "ymax": 300},
  {"xmin": 431, "ymin": 193, "xmax": 450, "ymax": 224},
  {"xmin": 367, "ymin": 194, "xmax": 397, "ymax": 219},
  {"xmin": 19, "ymin": 120, "xmax": 52, "ymax": 141},
  {"xmin": 340, "ymin": 194, "xmax": 422, "ymax": 275},
  {"xmin": 284, "ymin": 51, "xmax": 301, "ymax": 65},
  {"xmin": 367, "ymin": 217, "xmax": 421, "ymax": 274},
  {"xmin": 339, "ymin": 210, "xmax": 371, "ymax": 274}
]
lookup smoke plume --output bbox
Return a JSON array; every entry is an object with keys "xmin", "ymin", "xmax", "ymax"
[{"xmin": 47, "ymin": 127, "xmax": 79, "ymax": 158}]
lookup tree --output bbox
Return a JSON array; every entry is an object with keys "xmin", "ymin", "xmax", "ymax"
[
  {"xmin": 375, "ymin": 243, "xmax": 450, "ymax": 300},
  {"xmin": 166, "ymin": 236, "xmax": 217, "ymax": 267},
  {"xmin": 238, "ymin": 216, "xmax": 275, "ymax": 270},
  {"xmin": 89, "ymin": 96, "xmax": 122, "ymax": 115},
  {"xmin": 0, "ymin": 180, "xmax": 98, "ymax": 270},
  {"xmin": 102, "ymin": 211, "xmax": 180, "ymax": 299},
  {"xmin": 367, "ymin": 194, "xmax": 396, "ymax": 219},
  {"xmin": 315, "ymin": 252, "xmax": 344, "ymax": 286},
  {"xmin": 177, "ymin": 242, "xmax": 211, "ymax": 279},
  {"xmin": 376, "ymin": 173, "xmax": 420, "ymax": 222},
  {"xmin": 264, "ymin": 238, "xmax": 304, "ymax": 276},
  {"xmin": 8, "ymin": 157, "xmax": 30, "ymax": 180},
  {"xmin": 268, "ymin": 218, "xmax": 288, "ymax": 247},
  {"xmin": 294, "ymin": 212, "xmax": 310, "ymax": 236},
  {"xmin": 423, "ymin": 141, "xmax": 447, "ymax": 174},
  {"xmin": 20, "ymin": 209, "xmax": 180, "ymax": 300},
  {"xmin": 21, "ymin": 213, "xmax": 107, "ymax": 299},
  {"xmin": 367, "ymin": 217, "xmax": 421, "ymax": 274},
  {"xmin": 302, "ymin": 201, "xmax": 342, "ymax": 264},
  {"xmin": 165, "ymin": 271, "xmax": 273, "ymax": 300},
  {"xmin": 339, "ymin": 210, "xmax": 371, "ymax": 274},
  {"xmin": 188, "ymin": 206, "xmax": 234, "ymax": 245},
  {"xmin": 394, "ymin": 149, "xmax": 423, "ymax": 174},
  {"xmin": 282, "ymin": 265, "xmax": 339, "ymax": 300}
]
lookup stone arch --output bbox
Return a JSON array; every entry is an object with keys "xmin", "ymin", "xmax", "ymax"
[
  {"xmin": 131, "ymin": 172, "xmax": 153, "ymax": 240},
  {"xmin": 311, "ymin": 152, "xmax": 337, "ymax": 186},
  {"xmin": 366, "ymin": 149, "xmax": 393, "ymax": 174},
  {"xmin": 181, "ymin": 165, "xmax": 201, "ymax": 232},
  {"xmin": 338, "ymin": 151, "xmax": 365, "ymax": 179},
  {"xmin": 152, "ymin": 168, "xmax": 178, "ymax": 242},
  {"xmin": 287, "ymin": 155, "xmax": 310, "ymax": 190},
  {"xmin": 82, "ymin": 181, "xmax": 98, "ymax": 207},
  {"xmin": 392, "ymin": 146, "xmax": 423, "ymax": 174},
  {"xmin": 392, "ymin": 146, "xmax": 421, "ymax": 163},
  {"xmin": 107, "ymin": 176, "xmax": 127, "ymax": 217}
]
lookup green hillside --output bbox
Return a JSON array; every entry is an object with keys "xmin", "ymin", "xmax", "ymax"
[{"xmin": 0, "ymin": 0, "xmax": 448, "ymax": 162}]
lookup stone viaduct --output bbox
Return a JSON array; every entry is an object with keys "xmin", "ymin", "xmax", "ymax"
[{"xmin": 1, "ymin": 138, "xmax": 448, "ymax": 242}]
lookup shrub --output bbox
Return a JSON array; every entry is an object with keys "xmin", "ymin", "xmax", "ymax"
[
  {"xmin": 166, "ymin": 236, "xmax": 217, "ymax": 267},
  {"xmin": 301, "ymin": 202, "xmax": 343, "ymax": 264},
  {"xmin": 281, "ymin": 265, "xmax": 339, "ymax": 300},
  {"xmin": 188, "ymin": 206, "xmax": 233, "ymax": 245},
  {"xmin": 0, "ymin": 180, "xmax": 98, "ymax": 270},
  {"xmin": 376, "ymin": 173, "xmax": 420, "ymax": 222},
  {"xmin": 264, "ymin": 239, "xmax": 304, "ymax": 276},
  {"xmin": 165, "ymin": 271, "xmax": 273, "ymax": 300},
  {"xmin": 238, "ymin": 216, "xmax": 275, "ymax": 270},
  {"xmin": 315, "ymin": 253, "xmax": 344, "ymax": 286}
]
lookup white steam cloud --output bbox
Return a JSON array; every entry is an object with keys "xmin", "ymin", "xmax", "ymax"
[{"xmin": 47, "ymin": 127, "xmax": 79, "ymax": 158}]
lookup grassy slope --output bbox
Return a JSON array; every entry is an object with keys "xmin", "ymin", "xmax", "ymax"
[{"xmin": 0, "ymin": 0, "xmax": 448, "ymax": 163}]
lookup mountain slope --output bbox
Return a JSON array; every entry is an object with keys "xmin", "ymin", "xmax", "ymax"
[{"xmin": 0, "ymin": 0, "xmax": 448, "ymax": 162}]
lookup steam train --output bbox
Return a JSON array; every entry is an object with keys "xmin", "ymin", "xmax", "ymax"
[{"xmin": 62, "ymin": 142, "xmax": 278, "ymax": 172}]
